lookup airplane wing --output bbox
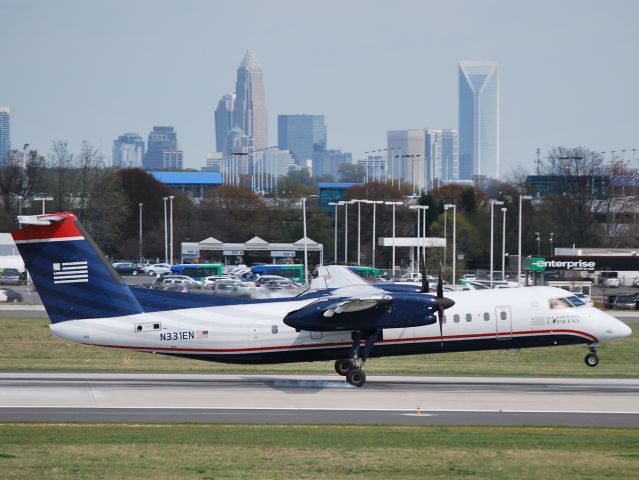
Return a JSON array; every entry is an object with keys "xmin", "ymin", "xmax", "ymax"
[{"xmin": 322, "ymin": 293, "xmax": 392, "ymax": 317}]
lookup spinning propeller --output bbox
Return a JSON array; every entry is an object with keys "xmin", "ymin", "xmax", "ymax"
[{"xmin": 420, "ymin": 252, "xmax": 454, "ymax": 347}]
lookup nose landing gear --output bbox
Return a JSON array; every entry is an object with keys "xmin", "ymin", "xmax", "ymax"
[{"xmin": 585, "ymin": 346, "xmax": 599, "ymax": 367}]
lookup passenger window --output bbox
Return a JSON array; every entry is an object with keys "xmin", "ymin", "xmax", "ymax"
[
  {"xmin": 453, "ymin": 314, "xmax": 460, "ymax": 323},
  {"xmin": 466, "ymin": 313, "xmax": 472, "ymax": 322},
  {"xmin": 549, "ymin": 298, "xmax": 572, "ymax": 309},
  {"xmin": 442, "ymin": 315, "xmax": 447, "ymax": 324},
  {"xmin": 500, "ymin": 311, "xmax": 507, "ymax": 320},
  {"xmin": 483, "ymin": 312, "xmax": 490, "ymax": 321}
]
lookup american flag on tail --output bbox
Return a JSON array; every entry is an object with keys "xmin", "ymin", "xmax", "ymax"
[{"xmin": 53, "ymin": 261, "xmax": 88, "ymax": 284}]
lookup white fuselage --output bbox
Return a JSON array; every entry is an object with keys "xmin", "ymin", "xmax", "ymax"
[{"xmin": 50, "ymin": 287, "xmax": 631, "ymax": 364}]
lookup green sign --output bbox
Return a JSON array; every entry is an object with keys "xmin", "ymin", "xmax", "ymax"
[{"xmin": 524, "ymin": 257, "xmax": 546, "ymax": 271}]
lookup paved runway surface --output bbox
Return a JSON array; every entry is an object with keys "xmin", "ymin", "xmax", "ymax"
[{"xmin": 1, "ymin": 373, "xmax": 638, "ymax": 426}]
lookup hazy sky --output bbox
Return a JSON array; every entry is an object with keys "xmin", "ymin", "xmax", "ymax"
[{"xmin": 2, "ymin": 0, "xmax": 638, "ymax": 174}]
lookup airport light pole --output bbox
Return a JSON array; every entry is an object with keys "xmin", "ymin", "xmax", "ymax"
[
  {"xmin": 367, "ymin": 200, "xmax": 383, "ymax": 268},
  {"xmin": 549, "ymin": 232, "xmax": 554, "ymax": 255},
  {"xmin": 534, "ymin": 232, "xmax": 540, "ymax": 257},
  {"xmin": 490, "ymin": 200, "xmax": 504, "ymax": 288},
  {"xmin": 33, "ymin": 195, "xmax": 53, "ymax": 215},
  {"xmin": 344, "ymin": 201, "xmax": 349, "ymax": 264},
  {"xmin": 444, "ymin": 204, "xmax": 456, "ymax": 285},
  {"xmin": 138, "ymin": 203, "xmax": 143, "ymax": 264},
  {"xmin": 302, "ymin": 197, "xmax": 308, "ymax": 285},
  {"xmin": 352, "ymin": 199, "xmax": 363, "ymax": 266},
  {"xmin": 518, "ymin": 195, "xmax": 533, "ymax": 286},
  {"xmin": 501, "ymin": 207, "xmax": 507, "ymax": 280},
  {"xmin": 16, "ymin": 195, "xmax": 22, "ymax": 216},
  {"xmin": 163, "ymin": 197, "xmax": 168, "ymax": 264},
  {"xmin": 328, "ymin": 202, "xmax": 339, "ymax": 264},
  {"xmin": 169, "ymin": 196, "xmax": 174, "ymax": 264},
  {"xmin": 385, "ymin": 201, "xmax": 403, "ymax": 279},
  {"xmin": 409, "ymin": 205, "xmax": 429, "ymax": 273}
]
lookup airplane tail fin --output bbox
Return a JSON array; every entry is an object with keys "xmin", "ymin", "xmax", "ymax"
[
  {"xmin": 12, "ymin": 212, "xmax": 143, "ymax": 323},
  {"xmin": 311, "ymin": 265, "xmax": 371, "ymax": 290}
]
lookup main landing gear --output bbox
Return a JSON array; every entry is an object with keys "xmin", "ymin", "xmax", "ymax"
[
  {"xmin": 335, "ymin": 329, "xmax": 381, "ymax": 387},
  {"xmin": 585, "ymin": 345, "xmax": 599, "ymax": 367}
]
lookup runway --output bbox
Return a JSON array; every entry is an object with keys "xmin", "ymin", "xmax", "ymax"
[{"xmin": 1, "ymin": 373, "xmax": 638, "ymax": 426}]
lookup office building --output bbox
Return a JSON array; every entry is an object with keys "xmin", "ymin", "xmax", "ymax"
[
  {"xmin": 312, "ymin": 149, "xmax": 353, "ymax": 178},
  {"xmin": 458, "ymin": 61, "xmax": 500, "ymax": 180},
  {"xmin": 143, "ymin": 126, "xmax": 183, "ymax": 171},
  {"xmin": 425, "ymin": 128, "xmax": 458, "ymax": 189},
  {"xmin": 356, "ymin": 154, "xmax": 386, "ymax": 182},
  {"xmin": 278, "ymin": 115, "xmax": 326, "ymax": 166},
  {"xmin": 112, "ymin": 132, "xmax": 145, "ymax": 168},
  {"xmin": 387, "ymin": 129, "xmax": 425, "ymax": 193},
  {"xmin": 233, "ymin": 50, "xmax": 267, "ymax": 153},
  {"xmin": 214, "ymin": 93, "xmax": 235, "ymax": 154},
  {"xmin": 0, "ymin": 107, "xmax": 10, "ymax": 165}
]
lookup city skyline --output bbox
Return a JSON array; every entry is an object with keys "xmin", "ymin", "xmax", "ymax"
[{"xmin": 2, "ymin": 1, "xmax": 638, "ymax": 174}]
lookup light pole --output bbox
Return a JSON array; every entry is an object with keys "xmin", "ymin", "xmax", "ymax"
[
  {"xmin": 534, "ymin": 232, "xmax": 540, "ymax": 257},
  {"xmin": 138, "ymin": 203, "xmax": 143, "ymax": 263},
  {"xmin": 409, "ymin": 205, "xmax": 421, "ymax": 273},
  {"xmin": 353, "ymin": 199, "xmax": 363, "ymax": 266},
  {"xmin": 33, "ymin": 195, "xmax": 53, "ymax": 215},
  {"xmin": 302, "ymin": 197, "xmax": 308, "ymax": 285},
  {"xmin": 549, "ymin": 232, "xmax": 554, "ymax": 255},
  {"xmin": 409, "ymin": 205, "xmax": 429, "ymax": 273},
  {"xmin": 367, "ymin": 200, "xmax": 383, "ymax": 268},
  {"xmin": 169, "ymin": 195, "xmax": 174, "ymax": 264},
  {"xmin": 501, "ymin": 207, "xmax": 507, "ymax": 280},
  {"xmin": 16, "ymin": 195, "xmax": 23, "ymax": 216},
  {"xmin": 163, "ymin": 197, "xmax": 168, "ymax": 264},
  {"xmin": 328, "ymin": 202, "xmax": 339, "ymax": 264},
  {"xmin": 490, "ymin": 200, "xmax": 504, "ymax": 288},
  {"xmin": 444, "ymin": 204, "xmax": 456, "ymax": 285},
  {"xmin": 518, "ymin": 195, "xmax": 533, "ymax": 286},
  {"xmin": 344, "ymin": 200, "xmax": 349, "ymax": 264},
  {"xmin": 385, "ymin": 201, "xmax": 403, "ymax": 279}
]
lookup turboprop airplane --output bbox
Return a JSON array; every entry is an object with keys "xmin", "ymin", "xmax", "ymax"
[{"xmin": 12, "ymin": 212, "xmax": 632, "ymax": 387}]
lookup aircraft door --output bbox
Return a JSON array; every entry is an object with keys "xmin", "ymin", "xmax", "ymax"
[{"xmin": 495, "ymin": 306, "xmax": 512, "ymax": 340}]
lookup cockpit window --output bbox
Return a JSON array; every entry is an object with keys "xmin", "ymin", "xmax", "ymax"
[
  {"xmin": 566, "ymin": 295, "xmax": 585, "ymax": 307},
  {"xmin": 549, "ymin": 297, "xmax": 573, "ymax": 309}
]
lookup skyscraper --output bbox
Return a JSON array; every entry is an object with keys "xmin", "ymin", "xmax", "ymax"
[
  {"xmin": 312, "ymin": 149, "xmax": 352, "ymax": 178},
  {"xmin": 387, "ymin": 129, "xmax": 425, "ymax": 192},
  {"xmin": 233, "ymin": 50, "xmax": 267, "ymax": 153},
  {"xmin": 425, "ymin": 128, "xmax": 458, "ymax": 189},
  {"xmin": 458, "ymin": 61, "xmax": 500, "ymax": 180},
  {"xmin": 143, "ymin": 126, "xmax": 183, "ymax": 171},
  {"xmin": 0, "ymin": 107, "xmax": 10, "ymax": 165},
  {"xmin": 278, "ymin": 115, "xmax": 327, "ymax": 166},
  {"xmin": 214, "ymin": 93, "xmax": 235, "ymax": 154},
  {"xmin": 112, "ymin": 132, "xmax": 145, "ymax": 168}
]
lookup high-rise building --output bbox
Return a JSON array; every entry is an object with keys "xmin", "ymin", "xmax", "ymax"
[
  {"xmin": 458, "ymin": 61, "xmax": 500, "ymax": 180},
  {"xmin": 112, "ymin": 132, "xmax": 145, "ymax": 168},
  {"xmin": 214, "ymin": 93, "xmax": 235, "ymax": 154},
  {"xmin": 143, "ymin": 126, "xmax": 183, "ymax": 171},
  {"xmin": 312, "ymin": 149, "xmax": 352, "ymax": 178},
  {"xmin": 425, "ymin": 129, "xmax": 458, "ymax": 189},
  {"xmin": 387, "ymin": 129, "xmax": 425, "ymax": 193},
  {"xmin": 278, "ymin": 115, "xmax": 327, "ymax": 166},
  {"xmin": 233, "ymin": 50, "xmax": 267, "ymax": 153},
  {"xmin": 0, "ymin": 107, "xmax": 10, "ymax": 165}
]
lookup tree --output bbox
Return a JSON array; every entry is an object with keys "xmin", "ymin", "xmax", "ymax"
[
  {"xmin": 47, "ymin": 141, "xmax": 74, "ymax": 212},
  {"xmin": 338, "ymin": 163, "xmax": 365, "ymax": 182}
]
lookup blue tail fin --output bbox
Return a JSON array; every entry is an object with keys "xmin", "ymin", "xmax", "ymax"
[{"xmin": 12, "ymin": 212, "xmax": 143, "ymax": 323}]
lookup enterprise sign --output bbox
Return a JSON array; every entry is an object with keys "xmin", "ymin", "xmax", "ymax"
[
  {"xmin": 534, "ymin": 259, "xmax": 596, "ymax": 271},
  {"xmin": 527, "ymin": 256, "xmax": 639, "ymax": 272}
]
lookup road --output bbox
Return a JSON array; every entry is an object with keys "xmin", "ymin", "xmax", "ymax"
[{"xmin": 1, "ymin": 373, "xmax": 638, "ymax": 427}]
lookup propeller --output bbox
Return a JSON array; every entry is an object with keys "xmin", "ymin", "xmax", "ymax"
[{"xmin": 435, "ymin": 263, "xmax": 455, "ymax": 348}]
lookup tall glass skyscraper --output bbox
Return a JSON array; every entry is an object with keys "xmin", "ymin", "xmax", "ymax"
[
  {"xmin": 214, "ymin": 93, "xmax": 235, "ymax": 154},
  {"xmin": 0, "ymin": 107, "xmax": 11, "ymax": 165},
  {"xmin": 112, "ymin": 132, "xmax": 145, "ymax": 168},
  {"xmin": 143, "ymin": 126, "xmax": 183, "ymax": 171},
  {"xmin": 425, "ymin": 128, "xmax": 458, "ymax": 189},
  {"xmin": 278, "ymin": 114, "xmax": 327, "ymax": 166},
  {"xmin": 387, "ymin": 129, "xmax": 425, "ymax": 192},
  {"xmin": 458, "ymin": 61, "xmax": 500, "ymax": 180},
  {"xmin": 233, "ymin": 50, "xmax": 267, "ymax": 153}
]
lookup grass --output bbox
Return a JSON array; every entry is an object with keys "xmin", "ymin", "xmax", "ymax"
[
  {"xmin": 0, "ymin": 424, "xmax": 638, "ymax": 479},
  {"xmin": 0, "ymin": 317, "xmax": 637, "ymax": 377}
]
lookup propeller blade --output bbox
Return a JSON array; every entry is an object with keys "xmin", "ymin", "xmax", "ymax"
[
  {"xmin": 421, "ymin": 252, "xmax": 429, "ymax": 293},
  {"xmin": 435, "ymin": 264, "xmax": 456, "ymax": 348},
  {"xmin": 437, "ymin": 265, "xmax": 443, "ymax": 299}
]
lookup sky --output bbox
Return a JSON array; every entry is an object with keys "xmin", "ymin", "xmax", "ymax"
[{"xmin": 1, "ymin": 0, "xmax": 638, "ymax": 175}]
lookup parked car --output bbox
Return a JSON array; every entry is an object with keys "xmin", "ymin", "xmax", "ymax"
[
  {"xmin": 0, "ymin": 268, "xmax": 23, "ymax": 285},
  {"xmin": 157, "ymin": 275, "xmax": 202, "ymax": 287},
  {"xmin": 613, "ymin": 294, "xmax": 637, "ymax": 310},
  {"xmin": 112, "ymin": 262, "xmax": 143, "ymax": 276},
  {"xmin": 143, "ymin": 263, "xmax": 172, "ymax": 276},
  {"xmin": 605, "ymin": 277, "xmax": 620, "ymax": 288},
  {"xmin": 202, "ymin": 275, "xmax": 232, "ymax": 287},
  {"xmin": 632, "ymin": 276, "xmax": 639, "ymax": 288},
  {"xmin": 2, "ymin": 287, "xmax": 23, "ymax": 303},
  {"xmin": 212, "ymin": 279, "xmax": 256, "ymax": 297},
  {"xmin": 262, "ymin": 278, "xmax": 303, "ymax": 290},
  {"xmin": 462, "ymin": 273, "xmax": 477, "ymax": 280},
  {"xmin": 254, "ymin": 274, "xmax": 289, "ymax": 287}
]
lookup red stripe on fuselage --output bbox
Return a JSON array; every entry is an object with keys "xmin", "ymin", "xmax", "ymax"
[
  {"xmin": 89, "ymin": 328, "xmax": 598, "ymax": 354},
  {"xmin": 12, "ymin": 212, "xmax": 82, "ymax": 242}
]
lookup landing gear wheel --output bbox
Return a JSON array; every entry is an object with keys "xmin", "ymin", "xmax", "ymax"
[
  {"xmin": 346, "ymin": 368, "xmax": 366, "ymax": 387},
  {"xmin": 334, "ymin": 359, "xmax": 353, "ymax": 376},
  {"xmin": 585, "ymin": 353, "xmax": 599, "ymax": 367}
]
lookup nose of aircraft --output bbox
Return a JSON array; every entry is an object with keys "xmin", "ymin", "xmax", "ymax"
[{"xmin": 603, "ymin": 313, "xmax": 633, "ymax": 340}]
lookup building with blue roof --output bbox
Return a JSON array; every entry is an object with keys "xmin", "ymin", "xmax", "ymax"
[
  {"xmin": 318, "ymin": 182, "xmax": 363, "ymax": 213},
  {"xmin": 149, "ymin": 171, "xmax": 223, "ymax": 201}
]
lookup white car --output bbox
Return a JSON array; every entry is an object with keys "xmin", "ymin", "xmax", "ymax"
[
  {"xmin": 144, "ymin": 263, "xmax": 172, "ymax": 276},
  {"xmin": 202, "ymin": 275, "xmax": 232, "ymax": 287}
]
